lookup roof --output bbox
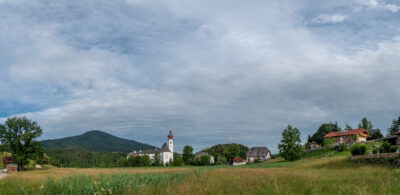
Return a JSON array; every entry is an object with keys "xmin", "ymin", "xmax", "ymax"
[
  {"xmin": 194, "ymin": 152, "xmax": 213, "ymax": 159},
  {"xmin": 127, "ymin": 149, "xmax": 159, "ymax": 156},
  {"xmin": 394, "ymin": 131, "xmax": 400, "ymax": 135},
  {"xmin": 323, "ymin": 129, "xmax": 371, "ymax": 138},
  {"xmin": 381, "ymin": 135, "xmax": 398, "ymax": 140},
  {"xmin": 160, "ymin": 143, "xmax": 171, "ymax": 152},
  {"xmin": 246, "ymin": 147, "xmax": 271, "ymax": 157}
]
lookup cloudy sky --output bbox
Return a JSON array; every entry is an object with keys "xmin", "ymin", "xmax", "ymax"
[{"xmin": 1, "ymin": 0, "xmax": 400, "ymax": 153}]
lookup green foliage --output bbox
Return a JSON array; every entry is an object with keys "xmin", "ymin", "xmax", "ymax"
[
  {"xmin": 41, "ymin": 130, "xmax": 157, "ymax": 153},
  {"xmin": 0, "ymin": 116, "xmax": 43, "ymax": 171},
  {"xmin": 44, "ymin": 148, "xmax": 127, "ymax": 168},
  {"xmin": 353, "ymin": 134, "xmax": 358, "ymax": 141},
  {"xmin": 337, "ymin": 143, "xmax": 347, "ymax": 152},
  {"xmin": 172, "ymin": 153, "xmax": 184, "ymax": 166},
  {"xmin": 323, "ymin": 138, "xmax": 335, "ymax": 149},
  {"xmin": 358, "ymin": 117, "xmax": 383, "ymax": 140},
  {"xmin": 278, "ymin": 125, "xmax": 302, "ymax": 161},
  {"xmin": 215, "ymin": 155, "xmax": 227, "ymax": 165},
  {"xmin": 378, "ymin": 141, "xmax": 397, "ymax": 153},
  {"xmin": 127, "ymin": 155, "xmax": 151, "ymax": 167},
  {"xmin": 153, "ymin": 152, "xmax": 161, "ymax": 166},
  {"xmin": 201, "ymin": 143, "xmax": 248, "ymax": 163},
  {"xmin": 182, "ymin": 145, "xmax": 194, "ymax": 164},
  {"xmin": 199, "ymin": 156, "xmax": 211, "ymax": 166},
  {"xmin": 350, "ymin": 143, "xmax": 367, "ymax": 156},
  {"xmin": 369, "ymin": 129, "xmax": 383, "ymax": 140},
  {"xmin": 388, "ymin": 116, "xmax": 400, "ymax": 135},
  {"xmin": 345, "ymin": 124, "xmax": 352, "ymax": 130},
  {"xmin": 310, "ymin": 122, "xmax": 340, "ymax": 144},
  {"xmin": 116, "ymin": 157, "xmax": 129, "ymax": 167}
]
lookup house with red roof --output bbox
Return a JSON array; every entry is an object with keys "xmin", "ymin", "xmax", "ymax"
[
  {"xmin": 323, "ymin": 129, "xmax": 371, "ymax": 146},
  {"xmin": 395, "ymin": 131, "xmax": 400, "ymax": 145}
]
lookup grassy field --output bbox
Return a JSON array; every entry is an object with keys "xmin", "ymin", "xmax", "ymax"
[{"xmin": 1, "ymin": 154, "xmax": 400, "ymax": 194}]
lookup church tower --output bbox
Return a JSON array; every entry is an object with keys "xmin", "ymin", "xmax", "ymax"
[{"xmin": 168, "ymin": 129, "xmax": 173, "ymax": 154}]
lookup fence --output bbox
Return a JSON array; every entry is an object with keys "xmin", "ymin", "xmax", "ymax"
[{"xmin": 350, "ymin": 153, "xmax": 400, "ymax": 167}]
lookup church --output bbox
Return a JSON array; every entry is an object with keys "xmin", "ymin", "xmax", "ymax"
[{"xmin": 127, "ymin": 130, "xmax": 174, "ymax": 166}]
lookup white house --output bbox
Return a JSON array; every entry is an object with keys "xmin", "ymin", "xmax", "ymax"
[
  {"xmin": 246, "ymin": 147, "xmax": 271, "ymax": 163},
  {"xmin": 127, "ymin": 130, "xmax": 174, "ymax": 166}
]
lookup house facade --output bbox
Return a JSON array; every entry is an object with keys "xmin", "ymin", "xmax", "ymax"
[
  {"xmin": 395, "ymin": 131, "xmax": 400, "ymax": 145},
  {"xmin": 246, "ymin": 147, "xmax": 271, "ymax": 163},
  {"xmin": 194, "ymin": 152, "xmax": 215, "ymax": 164},
  {"xmin": 127, "ymin": 130, "xmax": 174, "ymax": 166},
  {"xmin": 232, "ymin": 157, "xmax": 246, "ymax": 166},
  {"xmin": 323, "ymin": 129, "xmax": 371, "ymax": 146}
]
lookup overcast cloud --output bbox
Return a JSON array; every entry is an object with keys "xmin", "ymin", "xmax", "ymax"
[{"xmin": 1, "ymin": 0, "xmax": 400, "ymax": 153}]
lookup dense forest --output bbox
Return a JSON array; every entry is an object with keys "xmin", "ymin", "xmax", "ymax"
[{"xmin": 44, "ymin": 148, "xmax": 127, "ymax": 168}]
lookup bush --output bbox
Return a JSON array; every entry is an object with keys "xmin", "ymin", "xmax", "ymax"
[
  {"xmin": 379, "ymin": 142, "xmax": 397, "ymax": 153},
  {"xmin": 351, "ymin": 143, "xmax": 367, "ymax": 156},
  {"xmin": 337, "ymin": 143, "xmax": 347, "ymax": 152}
]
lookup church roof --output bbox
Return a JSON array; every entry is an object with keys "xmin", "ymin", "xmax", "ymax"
[{"xmin": 160, "ymin": 143, "xmax": 171, "ymax": 152}]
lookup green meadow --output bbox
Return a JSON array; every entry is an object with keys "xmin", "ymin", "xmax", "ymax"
[{"xmin": 1, "ymin": 153, "xmax": 399, "ymax": 195}]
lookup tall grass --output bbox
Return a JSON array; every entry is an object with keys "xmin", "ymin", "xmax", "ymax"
[{"xmin": 1, "ymin": 156, "xmax": 400, "ymax": 194}]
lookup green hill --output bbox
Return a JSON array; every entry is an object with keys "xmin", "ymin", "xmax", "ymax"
[{"xmin": 41, "ymin": 130, "xmax": 157, "ymax": 152}]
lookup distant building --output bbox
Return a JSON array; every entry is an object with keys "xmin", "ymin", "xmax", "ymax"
[
  {"xmin": 246, "ymin": 147, "xmax": 271, "ymax": 163},
  {"xmin": 396, "ymin": 131, "xmax": 400, "ymax": 145},
  {"xmin": 127, "ymin": 130, "xmax": 174, "ymax": 166},
  {"xmin": 307, "ymin": 142, "xmax": 321, "ymax": 152},
  {"xmin": 232, "ymin": 157, "xmax": 246, "ymax": 166},
  {"xmin": 194, "ymin": 152, "xmax": 215, "ymax": 164},
  {"xmin": 378, "ymin": 131, "xmax": 400, "ymax": 146},
  {"xmin": 323, "ymin": 129, "xmax": 371, "ymax": 146}
]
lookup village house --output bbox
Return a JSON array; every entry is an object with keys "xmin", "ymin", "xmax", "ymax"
[
  {"xmin": 307, "ymin": 142, "xmax": 321, "ymax": 152},
  {"xmin": 246, "ymin": 147, "xmax": 271, "ymax": 163},
  {"xmin": 127, "ymin": 130, "xmax": 174, "ymax": 166},
  {"xmin": 380, "ymin": 131, "xmax": 400, "ymax": 145},
  {"xmin": 194, "ymin": 152, "xmax": 215, "ymax": 164},
  {"xmin": 323, "ymin": 129, "xmax": 371, "ymax": 146},
  {"xmin": 232, "ymin": 157, "xmax": 246, "ymax": 166},
  {"xmin": 396, "ymin": 131, "xmax": 400, "ymax": 145}
]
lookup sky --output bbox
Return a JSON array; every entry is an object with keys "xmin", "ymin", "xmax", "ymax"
[{"xmin": 1, "ymin": 0, "xmax": 400, "ymax": 153}]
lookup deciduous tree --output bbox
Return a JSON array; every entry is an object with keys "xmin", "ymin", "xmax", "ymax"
[
  {"xmin": 278, "ymin": 125, "xmax": 302, "ymax": 161},
  {"xmin": 0, "ymin": 116, "xmax": 43, "ymax": 171}
]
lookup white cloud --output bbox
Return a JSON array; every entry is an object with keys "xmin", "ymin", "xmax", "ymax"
[
  {"xmin": 356, "ymin": 0, "xmax": 399, "ymax": 12},
  {"xmin": 311, "ymin": 13, "xmax": 348, "ymax": 24}
]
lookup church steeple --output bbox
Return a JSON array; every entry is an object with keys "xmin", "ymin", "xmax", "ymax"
[
  {"xmin": 168, "ymin": 129, "xmax": 173, "ymax": 139},
  {"xmin": 168, "ymin": 129, "xmax": 173, "ymax": 153}
]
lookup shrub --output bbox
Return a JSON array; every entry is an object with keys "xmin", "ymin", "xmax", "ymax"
[
  {"xmin": 351, "ymin": 143, "xmax": 367, "ymax": 156},
  {"xmin": 337, "ymin": 143, "xmax": 347, "ymax": 152},
  {"xmin": 378, "ymin": 141, "xmax": 397, "ymax": 153}
]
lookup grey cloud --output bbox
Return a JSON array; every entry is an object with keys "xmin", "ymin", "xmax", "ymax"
[{"xmin": 1, "ymin": 0, "xmax": 400, "ymax": 153}]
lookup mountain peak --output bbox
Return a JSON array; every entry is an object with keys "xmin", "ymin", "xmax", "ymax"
[{"xmin": 41, "ymin": 130, "xmax": 157, "ymax": 152}]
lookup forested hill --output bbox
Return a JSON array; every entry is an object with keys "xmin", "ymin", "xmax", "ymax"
[{"xmin": 41, "ymin": 130, "xmax": 157, "ymax": 152}]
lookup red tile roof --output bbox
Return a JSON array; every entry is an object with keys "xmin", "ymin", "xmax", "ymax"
[
  {"xmin": 394, "ymin": 131, "xmax": 400, "ymax": 135},
  {"xmin": 323, "ymin": 129, "xmax": 371, "ymax": 138}
]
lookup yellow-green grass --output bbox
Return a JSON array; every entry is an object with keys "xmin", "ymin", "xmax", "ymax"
[{"xmin": 1, "ymin": 156, "xmax": 400, "ymax": 194}]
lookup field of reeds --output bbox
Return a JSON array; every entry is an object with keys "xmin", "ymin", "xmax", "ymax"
[{"xmin": 1, "ymin": 155, "xmax": 400, "ymax": 195}]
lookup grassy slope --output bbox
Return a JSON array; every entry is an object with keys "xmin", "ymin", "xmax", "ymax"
[
  {"xmin": 1, "ymin": 152, "xmax": 400, "ymax": 194},
  {"xmin": 41, "ymin": 130, "xmax": 157, "ymax": 152}
]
